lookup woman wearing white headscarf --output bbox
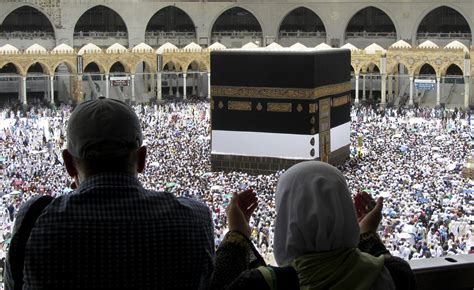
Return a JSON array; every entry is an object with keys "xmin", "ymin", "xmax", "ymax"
[{"xmin": 212, "ymin": 161, "xmax": 416, "ymax": 290}]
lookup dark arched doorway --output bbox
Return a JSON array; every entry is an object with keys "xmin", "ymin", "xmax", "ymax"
[
  {"xmin": 145, "ymin": 6, "xmax": 196, "ymax": 47},
  {"xmin": 345, "ymin": 7, "xmax": 396, "ymax": 48},
  {"xmin": 417, "ymin": 6, "xmax": 471, "ymax": 46},
  {"xmin": 74, "ymin": 5, "xmax": 128, "ymax": 48},
  {"xmin": 278, "ymin": 7, "xmax": 326, "ymax": 47},
  {"xmin": 0, "ymin": 6, "xmax": 55, "ymax": 49},
  {"xmin": 211, "ymin": 7, "xmax": 262, "ymax": 48}
]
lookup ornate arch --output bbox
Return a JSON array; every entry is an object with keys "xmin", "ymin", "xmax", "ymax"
[
  {"xmin": 145, "ymin": 5, "xmax": 196, "ymax": 33},
  {"xmin": 0, "ymin": 61, "xmax": 23, "ymax": 76},
  {"xmin": 209, "ymin": 5, "xmax": 264, "ymax": 39},
  {"xmin": 51, "ymin": 60, "xmax": 77, "ymax": 75},
  {"xmin": 73, "ymin": 4, "xmax": 129, "ymax": 35},
  {"xmin": 131, "ymin": 58, "xmax": 155, "ymax": 74},
  {"xmin": 83, "ymin": 60, "xmax": 106, "ymax": 74},
  {"xmin": 199, "ymin": 60, "xmax": 209, "ymax": 72},
  {"xmin": 365, "ymin": 62, "xmax": 380, "ymax": 72},
  {"xmin": 107, "ymin": 59, "xmax": 130, "ymax": 74},
  {"xmin": 387, "ymin": 60, "xmax": 411, "ymax": 75},
  {"xmin": 0, "ymin": 4, "xmax": 57, "ymax": 36},
  {"xmin": 276, "ymin": 6, "xmax": 327, "ymax": 36},
  {"xmin": 411, "ymin": 4, "xmax": 473, "ymax": 42},
  {"xmin": 413, "ymin": 62, "xmax": 439, "ymax": 77},
  {"xmin": 25, "ymin": 61, "xmax": 51, "ymax": 75},
  {"xmin": 440, "ymin": 63, "xmax": 464, "ymax": 77},
  {"xmin": 343, "ymin": 5, "xmax": 400, "ymax": 39},
  {"xmin": 162, "ymin": 60, "xmax": 180, "ymax": 72}
]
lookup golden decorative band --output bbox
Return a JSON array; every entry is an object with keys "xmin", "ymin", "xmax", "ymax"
[
  {"xmin": 319, "ymin": 98, "xmax": 331, "ymax": 119},
  {"xmin": 332, "ymin": 95, "xmax": 351, "ymax": 107},
  {"xmin": 309, "ymin": 103, "xmax": 318, "ymax": 113},
  {"xmin": 228, "ymin": 101, "xmax": 252, "ymax": 111},
  {"xmin": 267, "ymin": 102, "xmax": 292, "ymax": 112},
  {"xmin": 211, "ymin": 82, "xmax": 351, "ymax": 100}
]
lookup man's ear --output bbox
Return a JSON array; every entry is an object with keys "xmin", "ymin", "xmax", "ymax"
[
  {"xmin": 137, "ymin": 146, "xmax": 147, "ymax": 174},
  {"xmin": 62, "ymin": 149, "xmax": 78, "ymax": 178}
]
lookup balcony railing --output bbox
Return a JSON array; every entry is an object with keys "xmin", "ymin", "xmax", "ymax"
[
  {"xmin": 416, "ymin": 32, "xmax": 472, "ymax": 39},
  {"xmin": 73, "ymin": 31, "xmax": 128, "ymax": 39},
  {"xmin": 345, "ymin": 31, "xmax": 397, "ymax": 38},
  {"xmin": 211, "ymin": 31, "xmax": 263, "ymax": 37},
  {"xmin": 279, "ymin": 30, "xmax": 326, "ymax": 37},
  {"xmin": 0, "ymin": 31, "xmax": 54, "ymax": 39},
  {"xmin": 145, "ymin": 31, "xmax": 196, "ymax": 38}
]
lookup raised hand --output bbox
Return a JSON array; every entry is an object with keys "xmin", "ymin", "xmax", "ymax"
[
  {"xmin": 358, "ymin": 196, "xmax": 384, "ymax": 234},
  {"xmin": 226, "ymin": 189, "xmax": 258, "ymax": 238}
]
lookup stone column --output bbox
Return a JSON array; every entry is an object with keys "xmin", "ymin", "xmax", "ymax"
[
  {"xmin": 17, "ymin": 77, "xmax": 21, "ymax": 102},
  {"xmin": 50, "ymin": 75, "xmax": 54, "ymax": 104},
  {"xmin": 409, "ymin": 75, "xmax": 414, "ymax": 106},
  {"xmin": 362, "ymin": 74, "xmax": 366, "ymax": 101},
  {"xmin": 464, "ymin": 56, "xmax": 471, "ymax": 108},
  {"xmin": 394, "ymin": 74, "xmax": 399, "ymax": 98},
  {"xmin": 105, "ymin": 74, "xmax": 109, "ymax": 98},
  {"xmin": 183, "ymin": 73, "xmax": 187, "ymax": 100},
  {"xmin": 76, "ymin": 74, "xmax": 83, "ymax": 103},
  {"xmin": 175, "ymin": 73, "xmax": 180, "ymax": 98},
  {"xmin": 464, "ymin": 76, "xmax": 470, "ymax": 108},
  {"xmin": 380, "ymin": 74, "xmax": 387, "ymax": 105},
  {"xmin": 22, "ymin": 76, "xmax": 27, "ymax": 105},
  {"xmin": 387, "ymin": 75, "xmax": 393, "ymax": 102},
  {"xmin": 436, "ymin": 76, "xmax": 441, "ymax": 106},
  {"xmin": 380, "ymin": 55, "xmax": 387, "ymax": 105},
  {"xmin": 44, "ymin": 78, "xmax": 48, "ymax": 100},
  {"xmin": 157, "ymin": 72, "xmax": 162, "ymax": 100},
  {"xmin": 369, "ymin": 74, "xmax": 373, "ymax": 100},
  {"xmin": 198, "ymin": 73, "xmax": 204, "ymax": 98},
  {"xmin": 131, "ymin": 74, "xmax": 136, "ymax": 104},
  {"xmin": 207, "ymin": 72, "xmax": 211, "ymax": 99},
  {"xmin": 354, "ymin": 73, "xmax": 360, "ymax": 104},
  {"xmin": 192, "ymin": 73, "xmax": 197, "ymax": 96}
]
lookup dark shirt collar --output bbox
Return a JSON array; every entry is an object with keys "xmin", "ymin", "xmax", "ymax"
[{"xmin": 77, "ymin": 172, "xmax": 143, "ymax": 192}]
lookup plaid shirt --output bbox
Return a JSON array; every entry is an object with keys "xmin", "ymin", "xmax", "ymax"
[{"xmin": 11, "ymin": 173, "xmax": 214, "ymax": 289}]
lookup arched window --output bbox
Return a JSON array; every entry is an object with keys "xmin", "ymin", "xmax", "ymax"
[
  {"xmin": 345, "ymin": 7, "xmax": 396, "ymax": 48},
  {"xmin": 74, "ymin": 5, "xmax": 128, "ymax": 47},
  {"xmin": 145, "ymin": 6, "xmax": 196, "ymax": 47},
  {"xmin": 211, "ymin": 7, "xmax": 262, "ymax": 48},
  {"xmin": 278, "ymin": 7, "xmax": 325, "ymax": 46},
  {"xmin": 1, "ymin": 6, "xmax": 54, "ymax": 33}
]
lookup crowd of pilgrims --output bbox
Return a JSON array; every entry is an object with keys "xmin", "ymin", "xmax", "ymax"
[{"xmin": 0, "ymin": 100, "xmax": 472, "ymax": 264}]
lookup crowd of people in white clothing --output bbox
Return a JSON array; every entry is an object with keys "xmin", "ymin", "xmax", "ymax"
[{"xmin": 0, "ymin": 100, "xmax": 472, "ymax": 266}]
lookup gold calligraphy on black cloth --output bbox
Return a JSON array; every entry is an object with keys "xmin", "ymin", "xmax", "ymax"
[{"xmin": 211, "ymin": 82, "xmax": 351, "ymax": 100}]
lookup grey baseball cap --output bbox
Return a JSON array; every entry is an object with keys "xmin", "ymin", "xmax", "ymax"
[{"xmin": 66, "ymin": 98, "xmax": 143, "ymax": 159}]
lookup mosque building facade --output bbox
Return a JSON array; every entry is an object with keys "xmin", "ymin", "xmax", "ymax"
[{"xmin": 0, "ymin": 0, "xmax": 472, "ymax": 107}]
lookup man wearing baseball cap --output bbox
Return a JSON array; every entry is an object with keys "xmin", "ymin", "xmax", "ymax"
[{"xmin": 5, "ymin": 98, "xmax": 214, "ymax": 289}]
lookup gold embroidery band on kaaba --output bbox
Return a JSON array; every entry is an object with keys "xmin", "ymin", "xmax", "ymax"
[
  {"xmin": 267, "ymin": 103, "xmax": 292, "ymax": 112},
  {"xmin": 211, "ymin": 82, "xmax": 351, "ymax": 100},
  {"xmin": 332, "ymin": 95, "xmax": 351, "ymax": 107},
  {"xmin": 228, "ymin": 101, "xmax": 252, "ymax": 111}
]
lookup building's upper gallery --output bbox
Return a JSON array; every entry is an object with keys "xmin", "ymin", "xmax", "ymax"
[{"xmin": 0, "ymin": 0, "xmax": 472, "ymax": 50}]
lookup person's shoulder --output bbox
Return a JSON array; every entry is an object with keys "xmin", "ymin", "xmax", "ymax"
[
  {"xmin": 142, "ymin": 189, "xmax": 211, "ymax": 221},
  {"xmin": 16, "ymin": 195, "xmax": 54, "ymax": 219},
  {"xmin": 176, "ymin": 196, "xmax": 211, "ymax": 217},
  {"xmin": 383, "ymin": 255, "xmax": 417, "ymax": 290}
]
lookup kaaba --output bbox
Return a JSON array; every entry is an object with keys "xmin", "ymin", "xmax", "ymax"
[{"xmin": 210, "ymin": 49, "xmax": 351, "ymax": 174}]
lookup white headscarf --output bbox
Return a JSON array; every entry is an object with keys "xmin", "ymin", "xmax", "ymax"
[{"xmin": 274, "ymin": 161, "xmax": 360, "ymax": 265}]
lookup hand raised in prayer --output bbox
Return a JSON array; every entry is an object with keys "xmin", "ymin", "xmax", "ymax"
[
  {"xmin": 226, "ymin": 189, "xmax": 258, "ymax": 238},
  {"xmin": 357, "ymin": 194, "xmax": 384, "ymax": 234},
  {"xmin": 354, "ymin": 191, "xmax": 376, "ymax": 221}
]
